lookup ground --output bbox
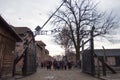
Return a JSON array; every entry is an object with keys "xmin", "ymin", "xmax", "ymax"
[{"xmin": 15, "ymin": 68, "xmax": 101, "ymax": 80}]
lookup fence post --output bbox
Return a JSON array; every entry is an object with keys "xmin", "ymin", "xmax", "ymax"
[
  {"xmin": 22, "ymin": 39, "xmax": 28, "ymax": 76},
  {"xmin": 97, "ymin": 56, "xmax": 100, "ymax": 78},
  {"xmin": 90, "ymin": 26, "xmax": 95, "ymax": 76}
]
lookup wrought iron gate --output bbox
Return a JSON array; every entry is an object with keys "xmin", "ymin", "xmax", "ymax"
[{"xmin": 82, "ymin": 49, "xmax": 95, "ymax": 76}]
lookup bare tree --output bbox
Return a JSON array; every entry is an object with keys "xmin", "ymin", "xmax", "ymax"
[
  {"xmin": 54, "ymin": 27, "xmax": 73, "ymax": 55},
  {"xmin": 52, "ymin": 0, "xmax": 118, "ymax": 62}
]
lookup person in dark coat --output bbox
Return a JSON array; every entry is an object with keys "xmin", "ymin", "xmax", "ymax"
[
  {"xmin": 64, "ymin": 60, "xmax": 68, "ymax": 70},
  {"xmin": 68, "ymin": 61, "xmax": 72, "ymax": 70},
  {"xmin": 46, "ymin": 60, "xmax": 52, "ymax": 70},
  {"xmin": 53, "ymin": 60, "xmax": 57, "ymax": 70}
]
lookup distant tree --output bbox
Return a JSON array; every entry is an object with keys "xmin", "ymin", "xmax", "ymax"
[
  {"xmin": 54, "ymin": 27, "xmax": 73, "ymax": 55},
  {"xmin": 52, "ymin": 0, "xmax": 118, "ymax": 62}
]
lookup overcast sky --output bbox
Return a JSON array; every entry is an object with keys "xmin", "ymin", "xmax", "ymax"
[{"xmin": 0, "ymin": 0, "xmax": 120, "ymax": 56}]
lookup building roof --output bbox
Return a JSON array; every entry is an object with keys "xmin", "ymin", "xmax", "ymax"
[
  {"xmin": 13, "ymin": 27, "xmax": 32, "ymax": 35},
  {"xmin": 13, "ymin": 27, "xmax": 35, "ymax": 42},
  {"xmin": 45, "ymin": 49, "xmax": 49, "ymax": 54},
  {"xmin": 0, "ymin": 16, "xmax": 22, "ymax": 41},
  {"xmin": 94, "ymin": 49, "xmax": 120, "ymax": 57}
]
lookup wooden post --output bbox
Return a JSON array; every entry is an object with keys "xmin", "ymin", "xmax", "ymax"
[
  {"xmin": 102, "ymin": 46, "xmax": 106, "ymax": 76},
  {"xmin": 101, "ymin": 57, "xmax": 106, "ymax": 76}
]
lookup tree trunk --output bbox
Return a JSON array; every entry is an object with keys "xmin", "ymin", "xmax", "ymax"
[{"xmin": 76, "ymin": 47, "xmax": 80, "ymax": 63}]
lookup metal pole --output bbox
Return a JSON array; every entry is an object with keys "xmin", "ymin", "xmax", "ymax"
[
  {"xmin": 81, "ymin": 40, "xmax": 84, "ymax": 69},
  {"xmin": 41, "ymin": 0, "xmax": 66, "ymax": 29},
  {"xmin": 22, "ymin": 39, "xmax": 28, "ymax": 76},
  {"xmin": 35, "ymin": 0, "xmax": 67, "ymax": 36},
  {"xmin": 90, "ymin": 26, "xmax": 95, "ymax": 76}
]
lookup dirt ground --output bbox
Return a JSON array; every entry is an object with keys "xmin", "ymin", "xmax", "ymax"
[{"xmin": 15, "ymin": 68, "xmax": 101, "ymax": 80}]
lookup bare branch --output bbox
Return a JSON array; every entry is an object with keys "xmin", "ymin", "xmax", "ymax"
[{"xmin": 51, "ymin": 0, "xmax": 118, "ymax": 61}]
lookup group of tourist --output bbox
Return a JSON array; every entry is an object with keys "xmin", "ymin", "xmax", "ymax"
[{"xmin": 40, "ymin": 60, "xmax": 73, "ymax": 70}]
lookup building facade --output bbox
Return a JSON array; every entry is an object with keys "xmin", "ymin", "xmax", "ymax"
[
  {"xmin": 94, "ymin": 49, "xmax": 120, "ymax": 66},
  {"xmin": 36, "ymin": 41, "xmax": 54, "ymax": 67},
  {"xmin": 36, "ymin": 41, "xmax": 46, "ymax": 66},
  {"xmin": 0, "ymin": 16, "xmax": 21, "ymax": 77},
  {"xmin": 14, "ymin": 27, "xmax": 37, "ymax": 76}
]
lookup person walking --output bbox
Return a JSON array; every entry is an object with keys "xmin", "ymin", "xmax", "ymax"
[
  {"xmin": 64, "ymin": 60, "xmax": 68, "ymax": 70},
  {"xmin": 68, "ymin": 61, "xmax": 72, "ymax": 70}
]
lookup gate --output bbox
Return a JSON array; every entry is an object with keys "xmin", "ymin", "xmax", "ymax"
[
  {"xmin": 82, "ymin": 26, "xmax": 95, "ymax": 76},
  {"xmin": 82, "ymin": 49, "xmax": 95, "ymax": 76}
]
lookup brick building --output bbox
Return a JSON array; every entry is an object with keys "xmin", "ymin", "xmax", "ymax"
[
  {"xmin": 13, "ymin": 27, "xmax": 37, "ymax": 75},
  {"xmin": 0, "ymin": 16, "xmax": 21, "ymax": 78},
  {"xmin": 36, "ymin": 41, "xmax": 46, "ymax": 66},
  {"xmin": 36, "ymin": 41, "xmax": 54, "ymax": 67}
]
